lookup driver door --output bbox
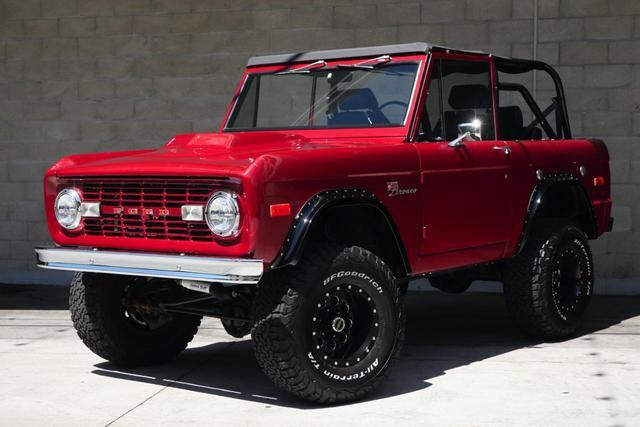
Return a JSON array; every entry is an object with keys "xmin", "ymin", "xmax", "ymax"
[{"xmin": 415, "ymin": 57, "xmax": 513, "ymax": 271}]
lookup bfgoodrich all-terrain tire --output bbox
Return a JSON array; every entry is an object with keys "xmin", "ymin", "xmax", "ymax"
[
  {"xmin": 503, "ymin": 224, "xmax": 594, "ymax": 339},
  {"xmin": 69, "ymin": 272, "xmax": 201, "ymax": 366},
  {"xmin": 251, "ymin": 246, "xmax": 405, "ymax": 404}
]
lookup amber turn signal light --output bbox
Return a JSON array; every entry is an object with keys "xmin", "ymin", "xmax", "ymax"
[{"xmin": 270, "ymin": 203, "xmax": 291, "ymax": 217}]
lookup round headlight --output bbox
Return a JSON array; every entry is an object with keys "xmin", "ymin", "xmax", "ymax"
[
  {"xmin": 205, "ymin": 191, "xmax": 240, "ymax": 237},
  {"xmin": 54, "ymin": 188, "xmax": 82, "ymax": 230}
]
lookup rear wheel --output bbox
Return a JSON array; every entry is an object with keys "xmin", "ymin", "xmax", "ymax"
[
  {"xmin": 503, "ymin": 224, "xmax": 594, "ymax": 339},
  {"xmin": 252, "ymin": 245, "xmax": 405, "ymax": 403},
  {"xmin": 69, "ymin": 273, "xmax": 201, "ymax": 366}
]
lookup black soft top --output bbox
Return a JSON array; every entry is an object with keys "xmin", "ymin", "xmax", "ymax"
[{"xmin": 246, "ymin": 42, "xmax": 552, "ymax": 75}]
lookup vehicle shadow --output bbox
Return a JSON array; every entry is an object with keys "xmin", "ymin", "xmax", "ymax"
[{"xmin": 91, "ymin": 291, "xmax": 640, "ymax": 408}]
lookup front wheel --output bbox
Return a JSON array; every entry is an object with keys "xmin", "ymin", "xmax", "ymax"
[
  {"xmin": 503, "ymin": 224, "xmax": 594, "ymax": 339},
  {"xmin": 252, "ymin": 246, "xmax": 405, "ymax": 404},
  {"xmin": 69, "ymin": 273, "xmax": 201, "ymax": 366}
]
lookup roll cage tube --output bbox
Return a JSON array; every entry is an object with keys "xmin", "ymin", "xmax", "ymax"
[
  {"xmin": 494, "ymin": 56, "xmax": 572, "ymax": 139},
  {"xmin": 497, "ymin": 82, "xmax": 557, "ymax": 139}
]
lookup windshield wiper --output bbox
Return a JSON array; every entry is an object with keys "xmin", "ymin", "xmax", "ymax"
[
  {"xmin": 336, "ymin": 55, "xmax": 392, "ymax": 70},
  {"xmin": 275, "ymin": 60, "xmax": 327, "ymax": 75}
]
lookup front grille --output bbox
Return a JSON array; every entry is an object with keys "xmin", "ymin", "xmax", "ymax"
[{"xmin": 72, "ymin": 178, "xmax": 228, "ymax": 242}]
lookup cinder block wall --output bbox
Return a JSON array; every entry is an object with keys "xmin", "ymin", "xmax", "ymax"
[{"xmin": 1, "ymin": 0, "xmax": 638, "ymax": 290}]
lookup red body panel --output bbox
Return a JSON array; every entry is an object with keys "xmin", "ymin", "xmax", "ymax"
[{"xmin": 43, "ymin": 52, "xmax": 612, "ymax": 277}]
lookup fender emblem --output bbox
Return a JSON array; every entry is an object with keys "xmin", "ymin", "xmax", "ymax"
[{"xmin": 386, "ymin": 181, "xmax": 417, "ymax": 197}]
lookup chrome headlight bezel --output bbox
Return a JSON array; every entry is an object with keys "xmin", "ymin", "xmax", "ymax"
[
  {"xmin": 205, "ymin": 191, "xmax": 240, "ymax": 238},
  {"xmin": 54, "ymin": 188, "xmax": 82, "ymax": 230}
]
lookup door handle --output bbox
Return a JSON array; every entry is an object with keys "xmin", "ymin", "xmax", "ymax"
[{"xmin": 493, "ymin": 146, "xmax": 511, "ymax": 155}]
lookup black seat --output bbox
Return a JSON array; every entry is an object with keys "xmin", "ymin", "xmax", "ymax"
[
  {"xmin": 444, "ymin": 84, "xmax": 493, "ymax": 140},
  {"xmin": 498, "ymin": 106, "xmax": 543, "ymax": 140},
  {"xmin": 328, "ymin": 88, "xmax": 389, "ymax": 125}
]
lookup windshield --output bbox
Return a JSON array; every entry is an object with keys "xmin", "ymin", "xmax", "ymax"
[{"xmin": 225, "ymin": 62, "xmax": 419, "ymax": 131}]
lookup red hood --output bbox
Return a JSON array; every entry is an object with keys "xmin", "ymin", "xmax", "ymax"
[{"xmin": 49, "ymin": 132, "xmax": 396, "ymax": 178}]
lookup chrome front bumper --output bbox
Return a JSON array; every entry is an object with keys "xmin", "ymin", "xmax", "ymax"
[{"xmin": 35, "ymin": 247, "xmax": 264, "ymax": 285}]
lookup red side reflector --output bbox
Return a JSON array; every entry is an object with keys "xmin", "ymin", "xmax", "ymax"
[
  {"xmin": 270, "ymin": 203, "xmax": 291, "ymax": 217},
  {"xmin": 593, "ymin": 176, "xmax": 606, "ymax": 187}
]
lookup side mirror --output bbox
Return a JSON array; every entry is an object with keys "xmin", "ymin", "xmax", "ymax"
[
  {"xmin": 448, "ymin": 131, "xmax": 470, "ymax": 147},
  {"xmin": 458, "ymin": 119, "xmax": 482, "ymax": 141}
]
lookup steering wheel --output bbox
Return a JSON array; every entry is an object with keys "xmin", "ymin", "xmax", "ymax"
[{"xmin": 379, "ymin": 101, "xmax": 408, "ymax": 111}]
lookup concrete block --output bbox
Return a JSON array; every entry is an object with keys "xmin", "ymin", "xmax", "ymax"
[
  {"xmin": 48, "ymin": 121, "xmax": 80, "ymax": 141},
  {"xmin": 7, "ymin": 82, "xmax": 41, "ymax": 100},
  {"xmin": 421, "ymin": 0, "xmax": 464, "ymax": 23},
  {"xmin": 22, "ymin": 101, "xmax": 61, "ymax": 120},
  {"xmin": 512, "ymin": 42, "xmax": 559, "ymax": 64},
  {"xmin": 3, "ymin": 0, "xmax": 40, "ymax": 19},
  {"xmin": 334, "ymin": 5, "xmax": 377, "ymax": 28},
  {"xmin": 610, "ymin": 160, "xmax": 631, "ymax": 183},
  {"xmin": 537, "ymin": 18, "xmax": 583, "ymax": 42},
  {"xmin": 42, "ymin": 0, "xmax": 78, "ymax": 17},
  {"xmin": 8, "ymin": 202, "xmax": 43, "ymax": 222},
  {"xmin": 559, "ymin": 0, "xmax": 607, "ymax": 17},
  {"xmin": 585, "ymin": 16, "xmax": 634, "ymax": 40},
  {"xmin": 113, "ymin": 0, "xmax": 150, "ymax": 16},
  {"xmin": 397, "ymin": 25, "xmax": 443, "ymax": 45},
  {"xmin": 78, "ymin": 37, "xmax": 115, "ymax": 57},
  {"xmin": 610, "ymin": 40, "xmax": 640, "ymax": 64},
  {"xmin": 153, "ymin": 77, "xmax": 193, "ymax": 98},
  {"xmin": 96, "ymin": 100, "xmax": 135, "ymax": 120},
  {"xmin": 96, "ymin": 16, "xmax": 133, "ymax": 35},
  {"xmin": 79, "ymin": 80, "xmax": 115, "ymax": 100},
  {"xmin": 612, "ymin": 184, "xmax": 640, "ymax": 209},
  {"xmin": 565, "ymin": 88, "xmax": 607, "ymax": 112},
  {"xmin": 115, "ymin": 79, "xmax": 153, "ymax": 98},
  {"xmin": 583, "ymin": 112, "xmax": 632, "ymax": 136},
  {"xmin": 151, "ymin": 34, "xmax": 190, "ymax": 55},
  {"xmin": 8, "ymin": 160, "xmax": 49, "ymax": 183},
  {"xmin": 6, "ymin": 39, "xmax": 42, "ymax": 60},
  {"xmin": 377, "ymin": 3, "xmax": 420, "ymax": 26},
  {"xmin": 191, "ymin": 32, "xmax": 232, "ymax": 54},
  {"xmin": 608, "ymin": 89, "xmax": 640, "ymax": 113},
  {"xmin": 290, "ymin": 7, "xmax": 333, "ymax": 29},
  {"xmin": 41, "ymin": 38, "xmax": 78, "ymax": 59},
  {"xmin": 584, "ymin": 65, "xmax": 631, "ymax": 88},
  {"xmin": 170, "ymin": 13, "xmax": 211, "ymax": 33},
  {"xmin": 443, "ymin": 22, "xmax": 489, "ymax": 45},
  {"xmin": 114, "ymin": 34, "xmax": 151, "ymax": 56},
  {"xmin": 489, "ymin": 21, "xmax": 533, "ymax": 44},
  {"xmin": 312, "ymin": 28, "xmax": 356, "ymax": 50},
  {"xmin": 229, "ymin": 31, "xmax": 270, "ymax": 53},
  {"xmin": 512, "ymin": 0, "xmax": 559, "ymax": 18},
  {"xmin": 27, "ymin": 221, "xmax": 49, "ymax": 242},
  {"xmin": 0, "ymin": 221, "xmax": 28, "ymax": 240},
  {"xmin": 61, "ymin": 100, "xmax": 98, "ymax": 120},
  {"xmin": 60, "ymin": 17, "xmax": 96, "ymax": 37},
  {"xmin": 207, "ymin": 10, "xmax": 251, "ymax": 31},
  {"xmin": 269, "ymin": 29, "xmax": 317, "ymax": 51},
  {"xmin": 252, "ymin": 9, "xmax": 289, "ymax": 30},
  {"xmin": 134, "ymin": 15, "xmax": 172, "ymax": 34},
  {"xmin": 0, "ymin": 20, "xmax": 24, "ymax": 38},
  {"xmin": 150, "ymin": 0, "xmax": 191, "ymax": 14},
  {"xmin": 23, "ymin": 19, "xmax": 59, "ymax": 37},
  {"xmin": 560, "ymin": 41, "xmax": 607, "ymax": 65},
  {"xmin": 170, "ymin": 55, "xmax": 213, "ymax": 76},
  {"xmin": 135, "ymin": 99, "xmax": 173, "ymax": 119},
  {"xmin": 357, "ymin": 26, "xmax": 399, "ymax": 45},
  {"xmin": 632, "ymin": 160, "xmax": 640, "ymax": 184},
  {"xmin": 466, "ymin": 0, "xmax": 511, "ymax": 20},
  {"xmin": 609, "ymin": 0, "xmax": 640, "ymax": 15},
  {"xmin": 77, "ymin": 0, "xmax": 114, "ymax": 16},
  {"xmin": 80, "ymin": 121, "xmax": 117, "ymax": 142},
  {"xmin": 0, "ymin": 101, "xmax": 25, "ymax": 121},
  {"xmin": 97, "ymin": 57, "xmax": 136, "ymax": 78},
  {"xmin": 635, "ymin": 114, "xmax": 640, "ymax": 136}
]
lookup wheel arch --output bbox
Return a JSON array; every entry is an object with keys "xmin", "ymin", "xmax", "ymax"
[
  {"xmin": 270, "ymin": 189, "xmax": 410, "ymax": 278},
  {"xmin": 515, "ymin": 175, "xmax": 598, "ymax": 255}
]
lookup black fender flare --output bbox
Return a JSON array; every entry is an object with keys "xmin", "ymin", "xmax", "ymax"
[
  {"xmin": 270, "ymin": 189, "xmax": 410, "ymax": 275},
  {"xmin": 515, "ymin": 174, "xmax": 598, "ymax": 255}
]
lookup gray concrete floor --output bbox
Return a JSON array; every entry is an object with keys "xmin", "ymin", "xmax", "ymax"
[{"xmin": 0, "ymin": 284, "xmax": 639, "ymax": 426}]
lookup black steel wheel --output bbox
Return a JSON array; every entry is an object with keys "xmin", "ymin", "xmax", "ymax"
[
  {"xmin": 504, "ymin": 224, "xmax": 594, "ymax": 339},
  {"xmin": 252, "ymin": 245, "xmax": 405, "ymax": 403}
]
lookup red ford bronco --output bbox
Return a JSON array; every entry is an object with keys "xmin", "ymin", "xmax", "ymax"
[{"xmin": 37, "ymin": 43, "xmax": 613, "ymax": 403}]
